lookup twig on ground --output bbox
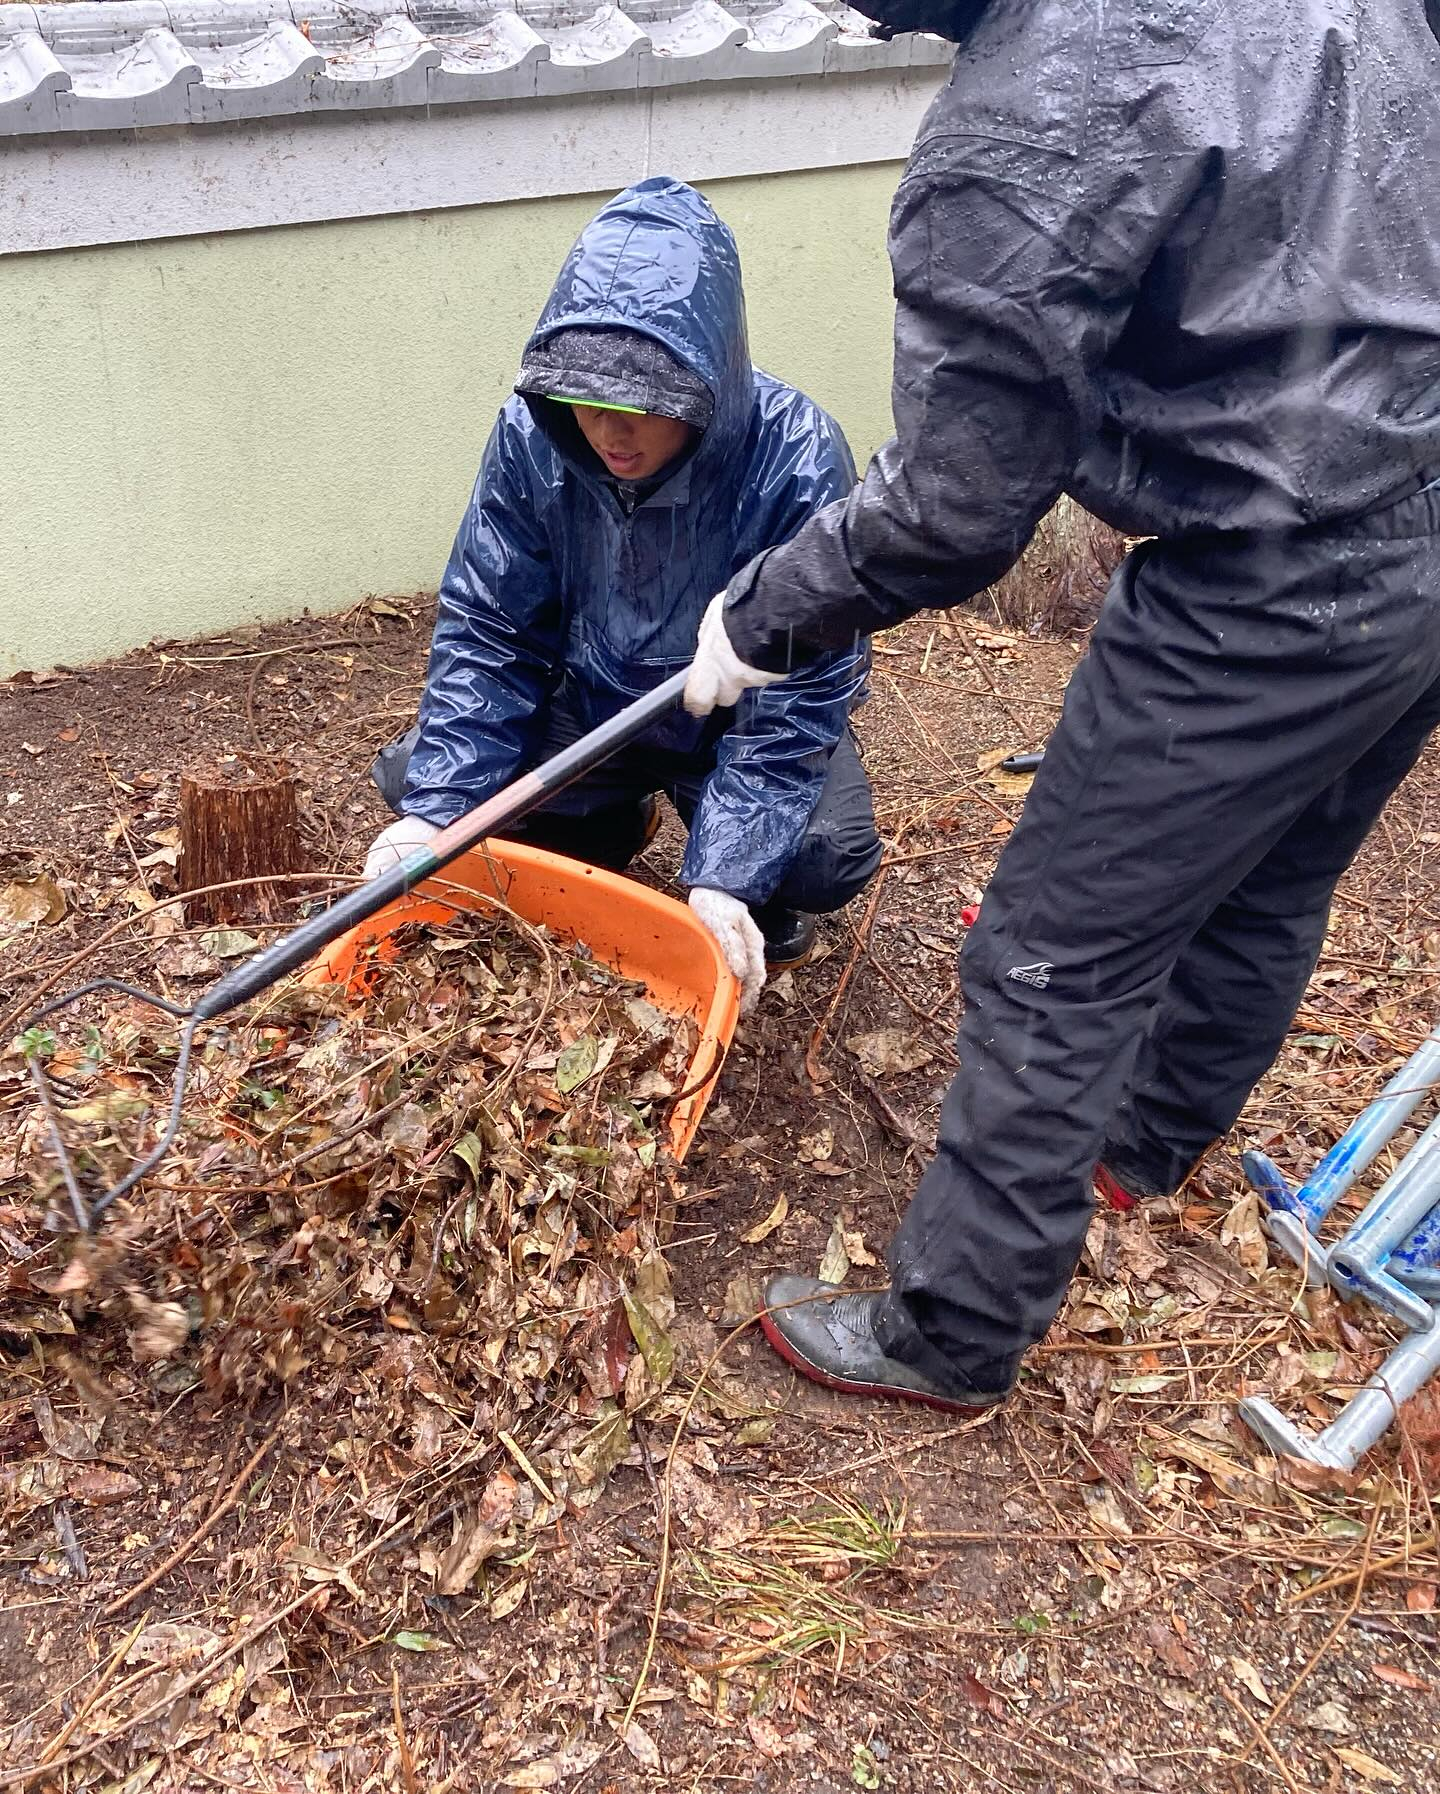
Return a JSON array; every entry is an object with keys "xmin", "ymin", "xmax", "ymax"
[
  {"xmin": 854, "ymin": 935, "xmax": 961, "ymax": 1057},
  {"xmin": 854, "ymin": 1069, "xmax": 929, "ymax": 1151},
  {"xmin": 101, "ymin": 1421, "xmax": 282, "ymax": 1619},
  {"xmin": 947, "ymin": 615, "xmax": 1034, "ymax": 736},
  {"xmin": 0, "ymin": 1482, "xmax": 474, "ymax": 1790},
  {"xmin": 392, "ymin": 1666, "xmax": 419, "ymax": 1794},
  {"xmin": 150, "ymin": 637, "xmax": 367, "ymax": 670},
  {"xmin": 621, "ymin": 1316, "xmax": 758, "ymax": 1731},
  {"xmin": 1220, "ymin": 1688, "xmax": 1309, "ymax": 1794},
  {"xmin": 34, "ymin": 1617, "xmax": 148, "ymax": 1769},
  {"xmin": 1263, "ymin": 1496, "xmax": 1382, "ymax": 1738},
  {"xmin": 1284, "ymin": 1527, "xmax": 1437, "ymax": 1604},
  {"xmin": 805, "ymin": 866, "xmax": 891, "ymax": 1090}
]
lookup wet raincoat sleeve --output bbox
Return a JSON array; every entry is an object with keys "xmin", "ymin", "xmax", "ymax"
[
  {"xmin": 719, "ymin": 39, "xmax": 1194, "ymax": 671},
  {"xmin": 682, "ymin": 413, "xmax": 868, "ymax": 905},
  {"xmin": 402, "ymin": 414, "xmax": 564, "ymax": 826}
]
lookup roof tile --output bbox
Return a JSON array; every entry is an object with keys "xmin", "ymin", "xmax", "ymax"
[{"xmin": 0, "ymin": 0, "xmax": 950, "ymax": 135}]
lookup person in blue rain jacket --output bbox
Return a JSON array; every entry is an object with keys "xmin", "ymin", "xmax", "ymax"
[{"xmin": 363, "ymin": 178, "xmax": 881, "ymax": 1010}]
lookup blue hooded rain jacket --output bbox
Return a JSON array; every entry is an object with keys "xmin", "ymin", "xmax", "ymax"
[{"xmin": 401, "ymin": 178, "xmax": 867, "ymax": 906}]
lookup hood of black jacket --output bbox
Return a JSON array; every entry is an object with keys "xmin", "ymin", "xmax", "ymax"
[{"xmin": 847, "ymin": 0, "xmax": 990, "ymax": 42}]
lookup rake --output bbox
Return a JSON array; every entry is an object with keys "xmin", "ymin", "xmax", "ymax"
[{"xmin": 21, "ymin": 669, "xmax": 692, "ymax": 1233}]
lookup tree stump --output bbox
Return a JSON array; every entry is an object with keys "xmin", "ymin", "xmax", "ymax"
[{"xmin": 178, "ymin": 758, "xmax": 307, "ymax": 926}]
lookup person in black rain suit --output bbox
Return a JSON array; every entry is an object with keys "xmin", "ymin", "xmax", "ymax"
[{"xmin": 683, "ymin": 0, "xmax": 1440, "ymax": 1410}]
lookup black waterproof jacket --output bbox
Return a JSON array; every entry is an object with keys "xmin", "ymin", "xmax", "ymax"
[{"xmin": 723, "ymin": 0, "xmax": 1440, "ymax": 670}]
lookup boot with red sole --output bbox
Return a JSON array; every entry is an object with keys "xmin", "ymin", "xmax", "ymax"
[
  {"xmin": 1094, "ymin": 1164, "xmax": 1140, "ymax": 1212},
  {"xmin": 759, "ymin": 1275, "xmax": 1009, "ymax": 1414}
]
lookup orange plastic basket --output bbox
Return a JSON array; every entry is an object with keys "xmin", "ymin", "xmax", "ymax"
[{"xmin": 311, "ymin": 840, "xmax": 740, "ymax": 1159}]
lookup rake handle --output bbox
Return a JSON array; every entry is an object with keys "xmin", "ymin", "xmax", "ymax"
[{"xmin": 194, "ymin": 667, "xmax": 693, "ymax": 1023}]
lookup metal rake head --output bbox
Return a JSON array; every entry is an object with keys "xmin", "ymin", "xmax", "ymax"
[{"xmin": 23, "ymin": 979, "xmax": 204, "ymax": 1233}]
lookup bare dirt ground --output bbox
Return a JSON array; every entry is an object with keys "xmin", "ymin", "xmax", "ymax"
[{"xmin": 3, "ymin": 596, "xmax": 1440, "ymax": 1794}]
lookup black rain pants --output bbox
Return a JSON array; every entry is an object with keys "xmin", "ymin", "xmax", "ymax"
[
  {"xmin": 373, "ymin": 693, "xmax": 882, "ymax": 918},
  {"xmin": 874, "ymin": 487, "xmax": 1440, "ymax": 1398}
]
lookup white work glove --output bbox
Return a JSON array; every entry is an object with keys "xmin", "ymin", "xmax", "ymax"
[
  {"xmin": 363, "ymin": 814, "xmax": 439, "ymax": 881},
  {"xmin": 683, "ymin": 592, "xmax": 785, "ymax": 717},
  {"xmin": 689, "ymin": 887, "xmax": 767, "ymax": 1015}
]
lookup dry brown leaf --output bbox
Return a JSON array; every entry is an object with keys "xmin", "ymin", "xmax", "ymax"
[
  {"xmin": 1333, "ymin": 1747, "xmax": 1402, "ymax": 1785},
  {"xmin": 842, "ymin": 1226, "xmax": 879, "ymax": 1268},
  {"xmin": 31, "ymin": 1393, "xmax": 100, "ymax": 1462},
  {"xmin": 0, "ymin": 868, "xmax": 66, "ymax": 925},
  {"xmin": 746, "ymin": 1714, "xmax": 789, "ymax": 1759},
  {"xmin": 502, "ymin": 1741, "xmax": 604, "ymax": 1788},
  {"xmin": 667, "ymin": 1452, "xmax": 758, "ymax": 1549},
  {"xmin": 121, "ymin": 883, "xmax": 182, "ymax": 938},
  {"xmin": 844, "ymin": 1028, "xmax": 933, "ymax": 1078},
  {"xmin": 817, "ymin": 1216, "xmax": 850, "ymax": 1285},
  {"xmin": 68, "ymin": 1465, "xmax": 142, "ymax": 1505},
  {"xmin": 961, "ymin": 1670, "xmax": 1008, "ymax": 1717},
  {"xmin": 1275, "ymin": 1455, "xmax": 1359, "ymax": 1496},
  {"xmin": 1301, "ymin": 1700, "xmax": 1353, "ymax": 1735},
  {"xmin": 0, "ymin": 874, "xmax": 65, "ymax": 926},
  {"xmin": 717, "ymin": 1272, "xmax": 764, "ymax": 1329},
  {"xmin": 1372, "ymin": 1663, "xmax": 1432, "ymax": 1693},
  {"xmin": 1147, "ymin": 1429, "xmax": 1269, "ymax": 1502},
  {"xmin": 438, "ymin": 1470, "xmax": 519, "ymax": 1594},
  {"xmin": 1405, "ymin": 1583, "xmax": 1437, "ymax": 1613},
  {"xmin": 1220, "ymin": 1192, "xmax": 1269, "ymax": 1276},
  {"xmin": 1229, "ymin": 1656, "xmax": 1272, "ymax": 1706},
  {"xmin": 127, "ymin": 1298, "xmax": 190, "ymax": 1364},
  {"xmin": 975, "ymin": 748, "xmax": 1036, "ymax": 797},
  {"xmin": 1115, "ymin": 1222, "xmax": 1168, "ymax": 1282},
  {"xmin": 741, "ymin": 1191, "xmax": 789, "ymax": 1245},
  {"xmin": 1145, "ymin": 1619, "xmax": 1200, "ymax": 1682},
  {"xmin": 127, "ymin": 1621, "xmax": 223, "ymax": 1668},
  {"xmin": 491, "ymin": 1576, "xmax": 528, "ymax": 1620},
  {"xmin": 31, "ymin": 1258, "xmax": 94, "ymax": 1298},
  {"xmin": 1047, "ymin": 1353, "xmax": 1111, "ymax": 1432},
  {"xmin": 619, "ymin": 1720, "xmax": 662, "ymax": 1771},
  {"xmin": 796, "ymin": 1126, "xmax": 834, "ymax": 1164},
  {"xmin": 1082, "ymin": 1483, "xmax": 1131, "ymax": 1536}
]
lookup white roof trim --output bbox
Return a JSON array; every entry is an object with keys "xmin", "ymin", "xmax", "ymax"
[
  {"xmin": 0, "ymin": 1, "xmax": 951, "ymax": 135},
  {"xmin": 2, "ymin": 58, "xmax": 945, "ymax": 253}
]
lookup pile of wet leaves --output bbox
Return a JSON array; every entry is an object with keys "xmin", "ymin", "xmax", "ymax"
[{"xmin": 2, "ymin": 904, "xmax": 698, "ymax": 1512}]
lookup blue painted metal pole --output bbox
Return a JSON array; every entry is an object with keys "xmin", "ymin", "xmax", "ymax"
[
  {"xmin": 1325, "ymin": 1110, "xmax": 1440, "ymax": 1330},
  {"xmin": 1393, "ymin": 1203, "xmax": 1440, "ymax": 1297},
  {"xmin": 1244, "ymin": 1019, "xmax": 1440, "ymax": 1279}
]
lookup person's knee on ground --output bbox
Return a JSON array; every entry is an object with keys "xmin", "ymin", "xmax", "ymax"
[
  {"xmin": 769, "ymin": 812, "xmax": 884, "ymax": 916},
  {"xmin": 776, "ymin": 732, "xmax": 881, "ymax": 914}
]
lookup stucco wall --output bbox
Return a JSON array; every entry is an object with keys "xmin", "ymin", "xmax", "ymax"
[{"xmin": 0, "ymin": 163, "xmax": 900, "ymax": 674}]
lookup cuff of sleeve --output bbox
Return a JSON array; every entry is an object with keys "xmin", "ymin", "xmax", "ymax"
[
  {"xmin": 681, "ymin": 834, "xmax": 783, "ymax": 909},
  {"xmin": 721, "ymin": 552, "xmax": 802, "ymax": 676},
  {"xmin": 399, "ymin": 792, "xmax": 468, "ymax": 828}
]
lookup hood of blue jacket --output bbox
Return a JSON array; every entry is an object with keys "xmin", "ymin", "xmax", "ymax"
[{"xmin": 522, "ymin": 177, "xmax": 751, "ymax": 487}]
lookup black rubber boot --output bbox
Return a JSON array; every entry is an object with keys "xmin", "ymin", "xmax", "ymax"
[
  {"xmin": 754, "ymin": 905, "xmax": 818, "ymax": 970},
  {"xmin": 760, "ymin": 1275, "xmax": 1009, "ymax": 1413}
]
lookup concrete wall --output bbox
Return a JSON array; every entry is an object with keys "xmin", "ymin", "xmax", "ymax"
[{"xmin": 0, "ymin": 164, "xmax": 900, "ymax": 674}]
